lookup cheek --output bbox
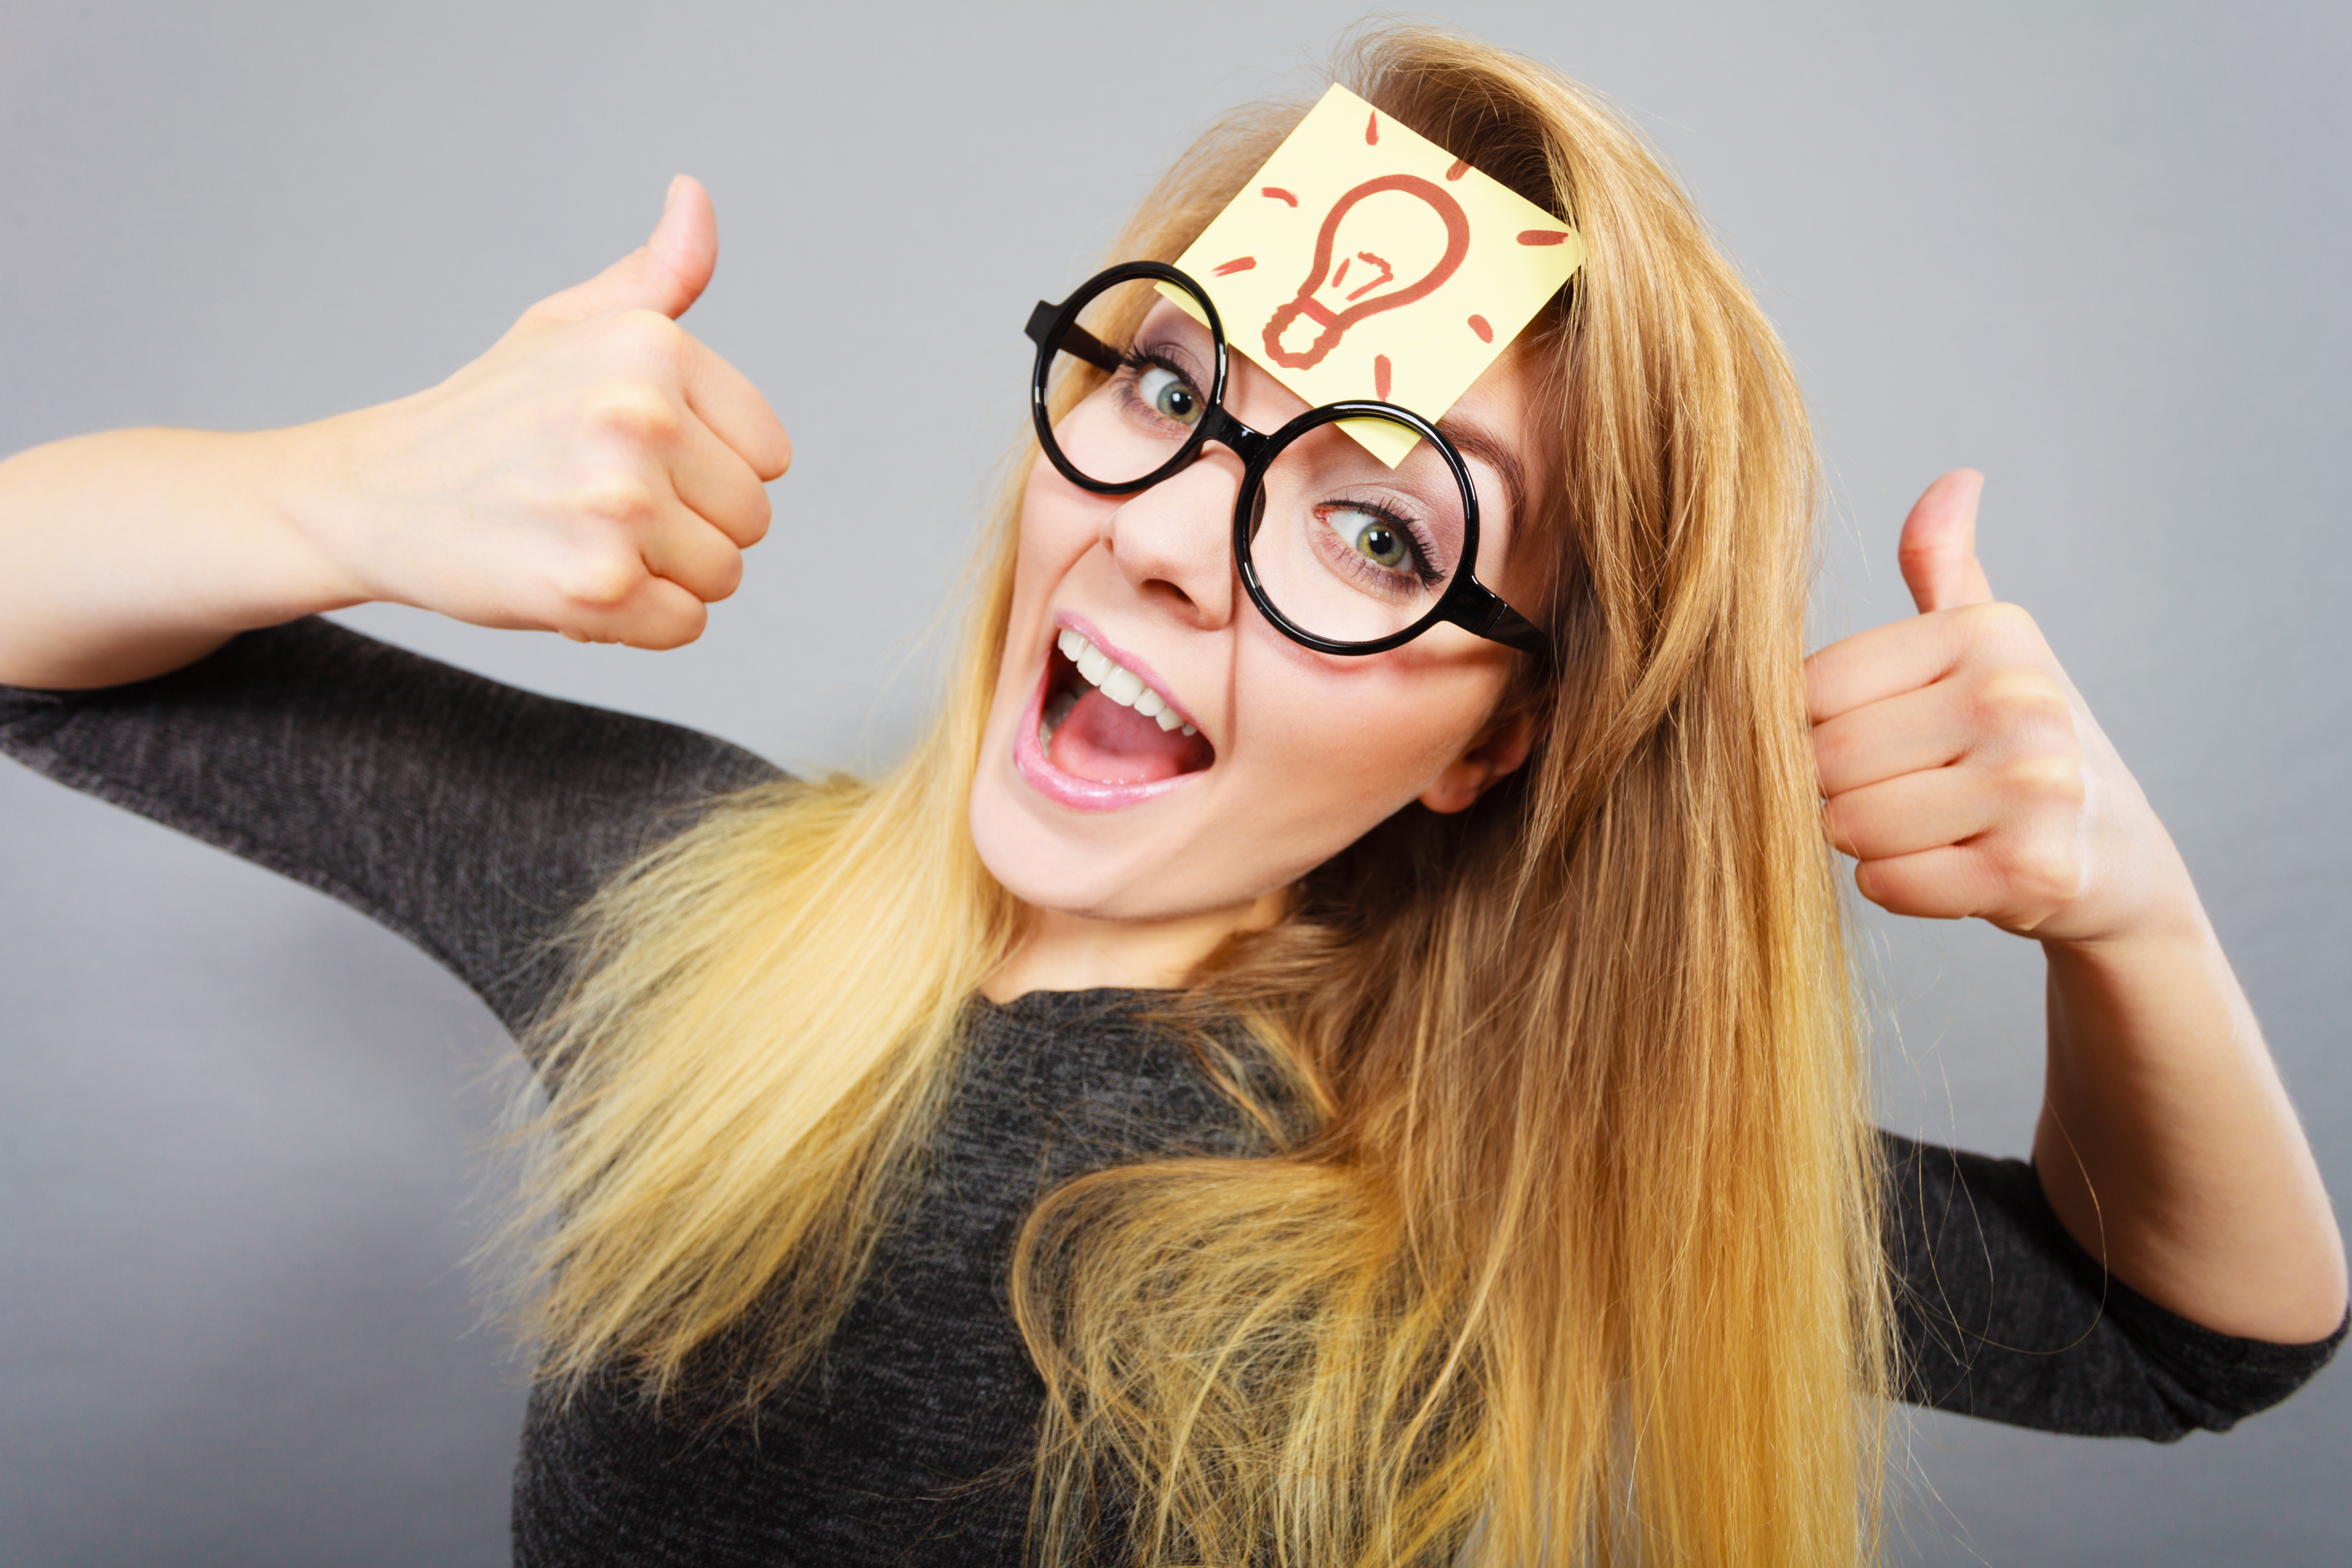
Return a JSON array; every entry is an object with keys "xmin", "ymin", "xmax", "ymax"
[
  {"xmin": 1020, "ymin": 462, "xmax": 1104, "ymax": 561},
  {"xmin": 1005, "ymin": 468, "xmax": 1103, "ymax": 612},
  {"xmin": 1230, "ymin": 640, "xmax": 1506, "ymax": 829},
  {"xmin": 991, "ymin": 470, "xmax": 1101, "ymax": 691}
]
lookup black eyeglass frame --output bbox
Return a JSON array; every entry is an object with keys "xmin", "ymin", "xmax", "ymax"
[{"xmin": 1024, "ymin": 261, "xmax": 1549, "ymax": 659}]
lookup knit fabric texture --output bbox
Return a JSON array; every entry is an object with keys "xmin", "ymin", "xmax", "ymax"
[{"xmin": 4, "ymin": 617, "xmax": 2340, "ymax": 1567}]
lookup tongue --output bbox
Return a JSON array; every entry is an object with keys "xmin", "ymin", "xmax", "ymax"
[{"xmin": 1049, "ymin": 687, "xmax": 1213, "ymax": 784}]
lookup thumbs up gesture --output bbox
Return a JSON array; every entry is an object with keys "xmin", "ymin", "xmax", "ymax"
[
  {"xmin": 1804, "ymin": 471, "xmax": 2187, "ymax": 946},
  {"xmin": 302, "ymin": 176, "xmax": 793, "ymax": 648}
]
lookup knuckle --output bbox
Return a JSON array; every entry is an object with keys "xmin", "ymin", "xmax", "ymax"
[
  {"xmin": 1970, "ymin": 670, "xmax": 2072, "ymax": 735},
  {"xmin": 610, "ymin": 307, "xmax": 687, "ymax": 366},
  {"xmin": 1991, "ymin": 835, "xmax": 2081, "ymax": 903},
  {"xmin": 573, "ymin": 475, "xmax": 658, "ymax": 525},
  {"xmin": 581, "ymin": 384, "xmax": 681, "ymax": 446},
  {"xmin": 557, "ymin": 546, "xmax": 643, "ymax": 610},
  {"xmin": 2002, "ymin": 753, "xmax": 2086, "ymax": 810}
]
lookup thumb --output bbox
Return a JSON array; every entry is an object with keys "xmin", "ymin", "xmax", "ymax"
[
  {"xmin": 516, "ymin": 175, "xmax": 718, "ymax": 329},
  {"xmin": 1896, "ymin": 469, "xmax": 1994, "ymax": 613}
]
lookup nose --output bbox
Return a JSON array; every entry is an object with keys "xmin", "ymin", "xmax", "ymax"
[{"xmin": 1101, "ymin": 444, "xmax": 1243, "ymax": 629}]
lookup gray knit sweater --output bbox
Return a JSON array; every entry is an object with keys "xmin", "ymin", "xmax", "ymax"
[{"xmin": 2, "ymin": 617, "xmax": 2339, "ymax": 1567}]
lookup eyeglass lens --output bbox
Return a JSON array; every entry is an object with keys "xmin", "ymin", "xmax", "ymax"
[{"xmin": 1040, "ymin": 277, "xmax": 1471, "ymax": 646}]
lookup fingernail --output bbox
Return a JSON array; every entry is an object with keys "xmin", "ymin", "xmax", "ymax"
[{"xmin": 663, "ymin": 174, "xmax": 686, "ymax": 214}]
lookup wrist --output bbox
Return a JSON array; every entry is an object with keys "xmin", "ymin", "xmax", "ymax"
[
  {"xmin": 248, "ymin": 414, "xmax": 385, "ymax": 616},
  {"xmin": 2040, "ymin": 913, "xmax": 2214, "ymax": 1006},
  {"xmin": 2032, "ymin": 792, "xmax": 2210, "ymax": 955},
  {"xmin": 2038, "ymin": 869, "xmax": 2238, "ymax": 1063}
]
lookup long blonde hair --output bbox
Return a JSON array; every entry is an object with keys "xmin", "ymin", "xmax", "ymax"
[{"xmin": 508, "ymin": 26, "xmax": 1885, "ymax": 1566}]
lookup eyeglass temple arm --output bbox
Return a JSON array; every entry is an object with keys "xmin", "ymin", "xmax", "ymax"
[
  {"xmin": 1026, "ymin": 301, "xmax": 1122, "ymax": 371},
  {"xmin": 1483, "ymin": 602, "xmax": 1551, "ymax": 658},
  {"xmin": 1446, "ymin": 580, "xmax": 1550, "ymax": 658}
]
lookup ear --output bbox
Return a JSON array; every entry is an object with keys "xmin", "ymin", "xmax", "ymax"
[{"xmin": 1418, "ymin": 709, "xmax": 1540, "ymax": 815}]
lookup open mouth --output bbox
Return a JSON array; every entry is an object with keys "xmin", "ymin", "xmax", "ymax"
[{"xmin": 1034, "ymin": 625, "xmax": 1215, "ymax": 787}]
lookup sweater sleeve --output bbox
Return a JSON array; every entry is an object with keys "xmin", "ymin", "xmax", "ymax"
[
  {"xmin": 1881, "ymin": 1130, "xmax": 2345, "ymax": 1438},
  {"xmin": 0, "ymin": 617, "xmax": 785, "ymax": 1034}
]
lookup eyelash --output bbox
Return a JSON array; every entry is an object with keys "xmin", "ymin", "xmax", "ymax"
[
  {"xmin": 1119, "ymin": 347, "xmax": 1204, "ymax": 400},
  {"xmin": 1328, "ymin": 498, "xmax": 1447, "ymax": 588}
]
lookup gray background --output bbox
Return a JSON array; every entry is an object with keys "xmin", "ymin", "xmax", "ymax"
[{"xmin": 1, "ymin": 0, "xmax": 2344, "ymax": 1562}]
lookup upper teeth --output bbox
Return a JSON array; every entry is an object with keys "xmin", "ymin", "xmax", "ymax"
[{"xmin": 1057, "ymin": 627, "xmax": 1195, "ymax": 735}]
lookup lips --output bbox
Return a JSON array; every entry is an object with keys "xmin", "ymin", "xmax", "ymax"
[{"xmin": 1013, "ymin": 619, "xmax": 1214, "ymax": 811}]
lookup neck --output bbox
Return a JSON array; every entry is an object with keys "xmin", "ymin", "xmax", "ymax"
[{"xmin": 981, "ymin": 889, "xmax": 1288, "ymax": 1002}]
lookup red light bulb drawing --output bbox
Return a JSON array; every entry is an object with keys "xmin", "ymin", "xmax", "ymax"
[
  {"xmin": 1175, "ymin": 86, "xmax": 1586, "ymax": 450},
  {"xmin": 1260, "ymin": 174, "xmax": 1470, "ymax": 374}
]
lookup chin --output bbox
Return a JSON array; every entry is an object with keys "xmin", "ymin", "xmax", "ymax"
[{"xmin": 967, "ymin": 746, "xmax": 1213, "ymax": 923}]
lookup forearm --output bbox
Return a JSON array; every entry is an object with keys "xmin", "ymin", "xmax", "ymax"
[
  {"xmin": 0, "ymin": 182, "xmax": 788, "ymax": 690},
  {"xmin": 2035, "ymin": 858, "xmax": 2347, "ymax": 1342},
  {"xmin": 1808, "ymin": 475, "xmax": 2346, "ymax": 1345},
  {"xmin": 0, "ymin": 425, "xmax": 364, "ymax": 689}
]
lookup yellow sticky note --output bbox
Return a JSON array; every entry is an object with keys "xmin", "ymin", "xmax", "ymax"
[{"xmin": 1171, "ymin": 84, "xmax": 1584, "ymax": 466}]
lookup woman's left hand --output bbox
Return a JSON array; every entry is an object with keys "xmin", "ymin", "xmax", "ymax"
[
  {"xmin": 1803, "ymin": 470, "xmax": 2347, "ymax": 1342},
  {"xmin": 1803, "ymin": 469, "xmax": 2190, "ymax": 947}
]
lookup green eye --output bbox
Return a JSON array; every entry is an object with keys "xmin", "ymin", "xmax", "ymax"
[
  {"xmin": 1136, "ymin": 365, "xmax": 1201, "ymax": 426},
  {"xmin": 1338, "ymin": 509, "xmax": 1410, "ymax": 568}
]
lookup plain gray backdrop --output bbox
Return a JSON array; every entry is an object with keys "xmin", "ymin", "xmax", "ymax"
[{"xmin": 2, "ymin": 2, "xmax": 2345, "ymax": 1563}]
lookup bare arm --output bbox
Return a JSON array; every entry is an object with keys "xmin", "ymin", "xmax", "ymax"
[
  {"xmin": 2031, "ymin": 849, "xmax": 2344, "ymax": 1341},
  {"xmin": 0, "ymin": 175, "xmax": 789, "ymax": 692},
  {"xmin": 1809, "ymin": 472, "xmax": 2346, "ymax": 1344},
  {"xmin": 0, "ymin": 426, "xmax": 362, "ymax": 688}
]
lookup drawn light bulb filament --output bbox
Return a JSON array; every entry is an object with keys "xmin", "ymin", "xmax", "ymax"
[
  {"xmin": 1329, "ymin": 251, "xmax": 1396, "ymax": 302},
  {"xmin": 1261, "ymin": 175, "xmax": 1470, "ymax": 373}
]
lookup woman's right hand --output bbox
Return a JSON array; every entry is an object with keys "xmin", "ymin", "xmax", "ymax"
[
  {"xmin": 0, "ymin": 175, "xmax": 789, "ymax": 689},
  {"xmin": 300, "ymin": 174, "xmax": 792, "ymax": 649}
]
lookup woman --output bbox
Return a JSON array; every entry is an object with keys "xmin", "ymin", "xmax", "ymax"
[{"xmin": 1, "ymin": 26, "xmax": 2342, "ymax": 1567}]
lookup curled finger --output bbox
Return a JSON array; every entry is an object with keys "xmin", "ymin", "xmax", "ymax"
[
  {"xmin": 637, "ymin": 500, "xmax": 746, "ymax": 603},
  {"xmin": 669, "ymin": 412, "xmax": 773, "ymax": 548},
  {"xmin": 1812, "ymin": 682, "xmax": 1970, "ymax": 798},
  {"xmin": 681, "ymin": 338, "xmax": 792, "ymax": 481},
  {"xmin": 1853, "ymin": 844, "xmax": 2023, "ymax": 923},
  {"xmin": 564, "ymin": 572, "xmax": 711, "ymax": 650},
  {"xmin": 1821, "ymin": 766, "xmax": 2001, "ymax": 863}
]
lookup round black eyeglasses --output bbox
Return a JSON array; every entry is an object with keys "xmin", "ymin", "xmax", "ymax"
[{"xmin": 1024, "ymin": 261, "xmax": 1548, "ymax": 658}]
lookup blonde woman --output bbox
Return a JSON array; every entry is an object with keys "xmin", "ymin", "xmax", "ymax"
[{"xmin": 0, "ymin": 27, "xmax": 2341, "ymax": 1568}]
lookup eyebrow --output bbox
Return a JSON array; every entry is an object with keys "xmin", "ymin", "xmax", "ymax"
[{"xmin": 1434, "ymin": 415, "xmax": 1527, "ymax": 543}]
